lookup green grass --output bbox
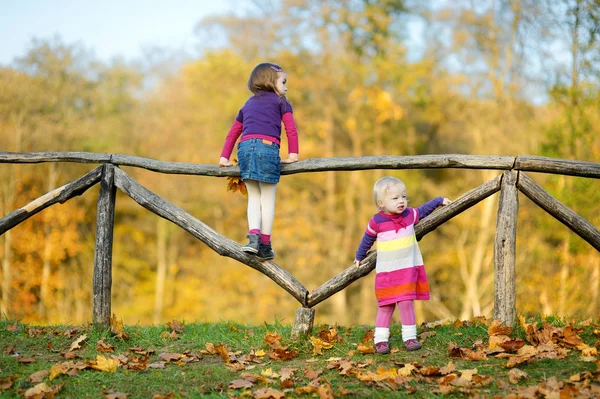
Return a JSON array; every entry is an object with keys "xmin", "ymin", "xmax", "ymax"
[{"xmin": 1, "ymin": 317, "xmax": 599, "ymax": 398}]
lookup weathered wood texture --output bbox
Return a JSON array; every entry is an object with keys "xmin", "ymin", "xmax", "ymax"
[
  {"xmin": 0, "ymin": 166, "xmax": 103, "ymax": 236},
  {"xmin": 518, "ymin": 173, "xmax": 600, "ymax": 251},
  {"xmin": 515, "ymin": 156, "xmax": 600, "ymax": 179},
  {"xmin": 494, "ymin": 171, "xmax": 519, "ymax": 327},
  {"xmin": 112, "ymin": 167, "xmax": 309, "ymax": 305},
  {"xmin": 291, "ymin": 308, "xmax": 316, "ymax": 339},
  {"xmin": 93, "ymin": 164, "xmax": 117, "ymax": 327},
  {"xmin": 3, "ymin": 151, "xmax": 600, "ymax": 179},
  {"xmin": 0, "ymin": 151, "xmax": 111, "ymax": 164},
  {"xmin": 306, "ymin": 175, "xmax": 502, "ymax": 307}
]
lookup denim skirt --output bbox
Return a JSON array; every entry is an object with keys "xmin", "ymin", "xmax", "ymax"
[{"xmin": 237, "ymin": 138, "xmax": 281, "ymax": 184}]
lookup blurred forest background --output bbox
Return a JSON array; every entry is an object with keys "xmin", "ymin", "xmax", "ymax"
[{"xmin": 0, "ymin": 0, "xmax": 599, "ymax": 327}]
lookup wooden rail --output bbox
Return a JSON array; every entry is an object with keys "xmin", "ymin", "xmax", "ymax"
[{"xmin": 0, "ymin": 151, "xmax": 599, "ymax": 336}]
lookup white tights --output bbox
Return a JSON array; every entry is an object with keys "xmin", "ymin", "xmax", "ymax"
[{"xmin": 245, "ymin": 180, "xmax": 277, "ymax": 235}]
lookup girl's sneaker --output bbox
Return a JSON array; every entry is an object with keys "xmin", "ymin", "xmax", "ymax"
[
  {"xmin": 404, "ymin": 339, "xmax": 421, "ymax": 351},
  {"xmin": 242, "ymin": 234, "xmax": 260, "ymax": 254},
  {"xmin": 257, "ymin": 242, "xmax": 275, "ymax": 260},
  {"xmin": 375, "ymin": 341, "xmax": 390, "ymax": 354}
]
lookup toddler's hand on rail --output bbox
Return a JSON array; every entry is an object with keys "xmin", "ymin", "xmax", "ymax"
[
  {"xmin": 442, "ymin": 197, "xmax": 452, "ymax": 206},
  {"xmin": 281, "ymin": 153, "xmax": 298, "ymax": 164},
  {"xmin": 353, "ymin": 259, "xmax": 361, "ymax": 267},
  {"xmin": 219, "ymin": 157, "xmax": 234, "ymax": 167}
]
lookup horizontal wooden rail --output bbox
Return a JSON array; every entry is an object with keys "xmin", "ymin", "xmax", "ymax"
[{"xmin": 2, "ymin": 151, "xmax": 599, "ymax": 179}]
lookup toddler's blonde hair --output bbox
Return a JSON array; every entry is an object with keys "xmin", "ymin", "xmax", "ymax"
[{"xmin": 373, "ymin": 176, "xmax": 406, "ymax": 210}]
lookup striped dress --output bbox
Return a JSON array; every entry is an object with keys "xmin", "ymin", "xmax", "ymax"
[{"xmin": 355, "ymin": 198, "xmax": 444, "ymax": 306}]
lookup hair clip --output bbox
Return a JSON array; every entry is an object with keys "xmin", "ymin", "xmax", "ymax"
[{"xmin": 269, "ymin": 65, "xmax": 282, "ymax": 72}]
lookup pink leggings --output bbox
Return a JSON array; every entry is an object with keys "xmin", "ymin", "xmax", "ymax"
[{"xmin": 375, "ymin": 300, "xmax": 416, "ymax": 327}]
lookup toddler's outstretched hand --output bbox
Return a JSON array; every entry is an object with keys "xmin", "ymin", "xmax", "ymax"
[
  {"xmin": 442, "ymin": 197, "xmax": 452, "ymax": 206},
  {"xmin": 281, "ymin": 153, "xmax": 299, "ymax": 164},
  {"xmin": 219, "ymin": 157, "xmax": 234, "ymax": 167},
  {"xmin": 353, "ymin": 259, "xmax": 360, "ymax": 267}
]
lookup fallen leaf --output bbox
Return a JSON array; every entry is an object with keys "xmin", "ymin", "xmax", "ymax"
[
  {"xmin": 28, "ymin": 370, "xmax": 49, "ymax": 383},
  {"xmin": 110, "ymin": 314, "xmax": 129, "ymax": 340},
  {"xmin": 357, "ymin": 344, "xmax": 375, "ymax": 354},
  {"xmin": 24, "ymin": 382, "xmax": 63, "ymax": 399},
  {"xmin": 0, "ymin": 375, "xmax": 18, "ymax": 390},
  {"xmin": 229, "ymin": 379, "xmax": 254, "ymax": 389},
  {"xmin": 69, "ymin": 334, "xmax": 88, "ymax": 352},
  {"xmin": 488, "ymin": 319, "xmax": 512, "ymax": 336},
  {"xmin": 310, "ymin": 337, "xmax": 333, "ymax": 355},
  {"xmin": 96, "ymin": 338, "xmax": 115, "ymax": 353},
  {"xmin": 252, "ymin": 387, "xmax": 285, "ymax": 399},
  {"xmin": 104, "ymin": 390, "xmax": 129, "ymax": 399},
  {"xmin": 90, "ymin": 355, "xmax": 120, "ymax": 372}
]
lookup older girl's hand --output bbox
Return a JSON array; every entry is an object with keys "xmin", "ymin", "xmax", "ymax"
[
  {"xmin": 281, "ymin": 153, "xmax": 298, "ymax": 164},
  {"xmin": 219, "ymin": 157, "xmax": 234, "ymax": 167},
  {"xmin": 442, "ymin": 197, "xmax": 452, "ymax": 206}
]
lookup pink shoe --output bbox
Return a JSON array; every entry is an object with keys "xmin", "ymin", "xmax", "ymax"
[
  {"xmin": 404, "ymin": 339, "xmax": 421, "ymax": 351},
  {"xmin": 375, "ymin": 341, "xmax": 390, "ymax": 354}
]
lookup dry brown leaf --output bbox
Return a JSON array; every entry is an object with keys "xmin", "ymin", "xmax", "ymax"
[
  {"xmin": 96, "ymin": 338, "xmax": 115, "ymax": 353},
  {"xmin": 488, "ymin": 319, "xmax": 512, "ymax": 336},
  {"xmin": 226, "ymin": 176, "xmax": 247, "ymax": 197},
  {"xmin": 440, "ymin": 361, "xmax": 456, "ymax": 375},
  {"xmin": 5, "ymin": 321, "xmax": 18, "ymax": 332},
  {"xmin": 229, "ymin": 379, "xmax": 254, "ymax": 389},
  {"xmin": 357, "ymin": 344, "xmax": 375, "ymax": 354},
  {"xmin": 508, "ymin": 368, "xmax": 529, "ymax": 384},
  {"xmin": 28, "ymin": 370, "xmax": 49, "ymax": 383},
  {"xmin": 110, "ymin": 314, "xmax": 129, "ymax": 340},
  {"xmin": 104, "ymin": 390, "xmax": 129, "ymax": 399},
  {"xmin": 69, "ymin": 334, "xmax": 88, "ymax": 352},
  {"xmin": 304, "ymin": 365, "xmax": 323, "ymax": 380},
  {"xmin": 23, "ymin": 382, "xmax": 63, "ymax": 399},
  {"xmin": 159, "ymin": 353, "xmax": 183, "ymax": 362},
  {"xmin": 166, "ymin": 320, "xmax": 184, "ymax": 333},
  {"xmin": 252, "ymin": 387, "xmax": 285, "ymax": 399},
  {"xmin": 0, "ymin": 375, "xmax": 18, "ymax": 390}
]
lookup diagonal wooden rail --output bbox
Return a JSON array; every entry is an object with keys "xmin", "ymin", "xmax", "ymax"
[{"xmin": 0, "ymin": 151, "xmax": 598, "ymax": 335}]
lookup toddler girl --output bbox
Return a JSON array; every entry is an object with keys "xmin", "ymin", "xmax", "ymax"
[
  {"xmin": 219, "ymin": 62, "xmax": 299, "ymax": 260},
  {"xmin": 354, "ymin": 176, "xmax": 451, "ymax": 353}
]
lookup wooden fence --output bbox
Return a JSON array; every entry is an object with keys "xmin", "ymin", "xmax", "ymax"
[{"xmin": 1, "ymin": 151, "xmax": 599, "ymax": 336}]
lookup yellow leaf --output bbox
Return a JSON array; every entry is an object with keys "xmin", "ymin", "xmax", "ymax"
[
  {"xmin": 310, "ymin": 336, "xmax": 333, "ymax": 356},
  {"xmin": 91, "ymin": 355, "xmax": 119, "ymax": 372}
]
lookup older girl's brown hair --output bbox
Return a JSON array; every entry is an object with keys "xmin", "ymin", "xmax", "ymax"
[{"xmin": 248, "ymin": 62, "xmax": 284, "ymax": 95}]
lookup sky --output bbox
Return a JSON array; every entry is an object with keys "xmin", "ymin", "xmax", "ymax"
[{"xmin": 0, "ymin": 0, "xmax": 241, "ymax": 65}]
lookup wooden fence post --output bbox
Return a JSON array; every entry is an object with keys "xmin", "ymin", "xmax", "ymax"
[
  {"xmin": 93, "ymin": 164, "xmax": 116, "ymax": 327},
  {"xmin": 494, "ymin": 170, "xmax": 519, "ymax": 327},
  {"xmin": 291, "ymin": 307, "xmax": 315, "ymax": 339}
]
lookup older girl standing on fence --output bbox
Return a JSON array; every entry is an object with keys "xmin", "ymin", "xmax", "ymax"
[
  {"xmin": 219, "ymin": 62, "xmax": 299, "ymax": 260},
  {"xmin": 354, "ymin": 176, "xmax": 451, "ymax": 354}
]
